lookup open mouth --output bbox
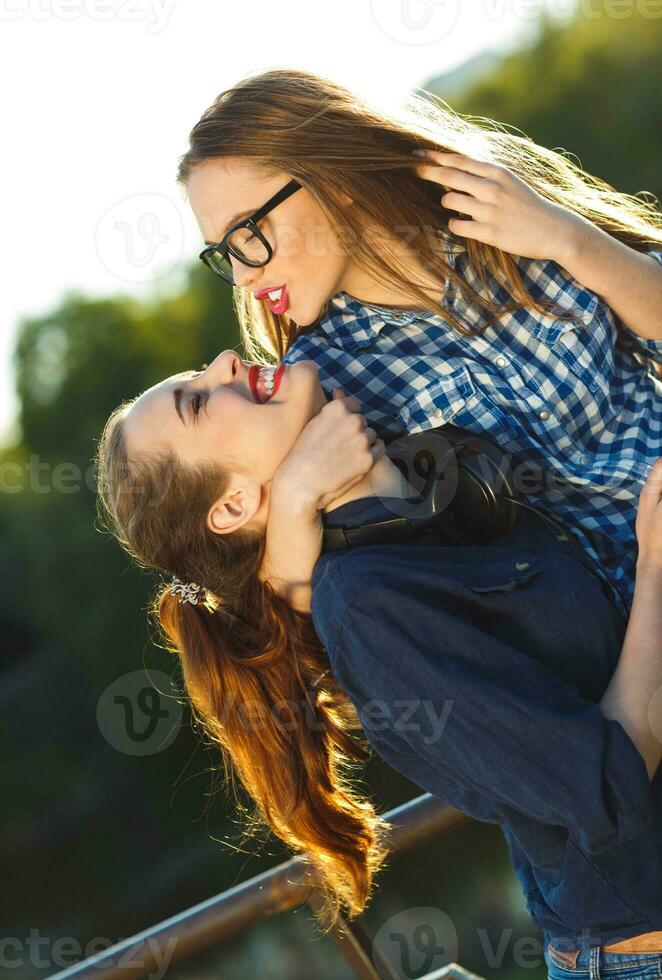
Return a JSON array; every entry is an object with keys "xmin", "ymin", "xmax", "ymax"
[
  {"xmin": 248, "ymin": 363, "xmax": 286, "ymax": 404},
  {"xmin": 263, "ymin": 285, "xmax": 289, "ymax": 315}
]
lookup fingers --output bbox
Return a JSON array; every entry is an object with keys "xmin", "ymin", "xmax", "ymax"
[
  {"xmin": 364, "ymin": 426, "xmax": 385, "ymax": 456},
  {"xmin": 329, "ymin": 391, "xmax": 384, "ymax": 454},
  {"xmin": 331, "ymin": 388, "xmax": 362, "ymax": 412},
  {"xmin": 411, "ymin": 148, "xmax": 495, "ymax": 180}
]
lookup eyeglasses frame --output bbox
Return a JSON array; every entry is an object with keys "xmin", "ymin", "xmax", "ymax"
[{"xmin": 198, "ymin": 178, "xmax": 303, "ymax": 283}]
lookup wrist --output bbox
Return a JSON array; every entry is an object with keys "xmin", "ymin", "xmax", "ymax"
[
  {"xmin": 553, "ymin": 210, "xmax": 597, "ymax": 272},
  {"xmin": 271, "ymin": 472, "xmax": 321, "ymax": 513}
]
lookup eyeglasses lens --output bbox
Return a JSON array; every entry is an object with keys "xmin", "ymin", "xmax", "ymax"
[{"xmin": 207, "ymin": 227, "xmax": 270, "ymax": 282}]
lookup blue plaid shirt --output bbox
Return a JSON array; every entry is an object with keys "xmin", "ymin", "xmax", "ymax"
[{"xmin": 282, "ymin": 237, "xmax": 662, "ymax": 620}]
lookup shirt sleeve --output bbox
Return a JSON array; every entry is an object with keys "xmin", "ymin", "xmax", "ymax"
[
  {"xmin": 612, "ymin": 247, "xmax": 662, "ymax": 366},
  {"xmin": 328, "ymin": 584, "xmax": 654, "ymax": 856}
]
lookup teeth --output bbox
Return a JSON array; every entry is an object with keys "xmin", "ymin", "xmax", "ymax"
[
  {"xmin": 267, "ymin": 288, "xmax": 283, "ymax": 301},
  {"xmin": 258, "ymin": 366, "xmax": 275, "ymax": 399}
]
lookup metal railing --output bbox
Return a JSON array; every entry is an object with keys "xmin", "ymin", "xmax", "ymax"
[{"xmin": 51, "ymin": 794, "xmax": 484, "ymax": 980}]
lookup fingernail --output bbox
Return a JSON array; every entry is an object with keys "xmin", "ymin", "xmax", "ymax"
[{"xmin": 411, "ymin": 148, "xmax": 427, "ymax": 157}]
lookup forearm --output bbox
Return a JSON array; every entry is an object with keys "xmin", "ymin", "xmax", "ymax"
[
  {"xmin": 557, "ymin": 216, "xmax": 662, "ymax": 342},
  {"xmin": 259, "ymin": 483, "xmax": 322, "ymax": 614},
  {"xmin": 599, "ymin": 562, "xmax": 662, "ymax": 780}
]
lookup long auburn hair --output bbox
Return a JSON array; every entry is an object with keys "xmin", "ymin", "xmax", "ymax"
[
  {"xmin": 176, "ymin": 67, "xmax": 662, "ymax": 368},
  {"xmin": 94, "ymin": 404, "xmax": 392, "ymax": 933}
]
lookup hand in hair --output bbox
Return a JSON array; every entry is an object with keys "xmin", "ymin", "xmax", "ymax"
[{"xmin": 412, "ymin": 148, "xmax": 583, "ymax": 265}]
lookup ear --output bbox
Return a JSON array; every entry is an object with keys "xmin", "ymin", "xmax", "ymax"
[{"xmin": 206, "ymin": 481, "xmax": 262, "ymax": 535}]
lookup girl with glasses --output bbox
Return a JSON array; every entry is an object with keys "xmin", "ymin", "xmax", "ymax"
[{"xmin": 177, "ymin": 69, "xmax": 662, "ymax": 635}]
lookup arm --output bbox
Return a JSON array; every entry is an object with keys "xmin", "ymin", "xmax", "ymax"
[
  {"xmin": 327, "ymin": 554, "xmax": 658, "ymax": 856},
  {"xmin": 259, "ymin": 390, "xmax": 385, "ymax": 613},
  {"xmin": 326, "ymin": 461, "xmax": 662, "ymax": 851},
  {"xmin": 259, "ymin": 483, "xmax": 322, "ymax": 613},
  {"xmin": 599, "ymin": 458, "xmax": 662, "ymax": 780},
  {"xmin": 409, "ymin": 149, "xmax": 662, "ymax": 344},
  {"xmin": 557, "ymin": 220, "xmax": 662, "ymax": 344}
]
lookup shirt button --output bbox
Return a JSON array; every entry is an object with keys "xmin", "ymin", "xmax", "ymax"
[
  {"xmin": 433, "ymin": 408, "xmax": 443, "ymax": 418},
  {"xmin": 538, "ymin": 410, "xmax": 551, "ymax": 421},
  {"xmin": 495, "ymin": 355, "xmax": 507, "ymax": 368},
  {"xmin": 515, "ymin": 560, "xmax": 530, "ymax": 570}
]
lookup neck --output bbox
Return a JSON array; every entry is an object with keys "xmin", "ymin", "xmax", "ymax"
[
  {"xmin": 322, "ymin": 452, "xmax": 416, "ymax": 514},
  {"xmin": 336, "ymin": 227, "xmax": 446, "ymax": 310}
]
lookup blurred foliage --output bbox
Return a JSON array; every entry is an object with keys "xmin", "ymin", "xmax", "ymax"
[
  {"xmin": 2, "ymin": 4, "xmax": 660, "ymax": 977},
  {"xmin": 435, "ymin": 6, "xmax": 662, "ymax": 204},
  {"xmin": 4, "ymin": 264, "xmax": 238, "ymax": 679}
]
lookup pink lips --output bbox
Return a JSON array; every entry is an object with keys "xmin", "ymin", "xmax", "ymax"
[
  {"xmin": 248, "ymin": 363, "xmax": 286, "ymax": 404},
  {"xmin": 254, "ymin": 283, "xmax": 285, "ymax": 300},
  {"xmin": 255, "ymin": 284, "xmax": 289, "ymax": 314}
]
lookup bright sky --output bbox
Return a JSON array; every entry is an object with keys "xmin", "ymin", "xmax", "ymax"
[{"xmin": 0, "ymin": 0, "xmax": 576, "ymax": 446}]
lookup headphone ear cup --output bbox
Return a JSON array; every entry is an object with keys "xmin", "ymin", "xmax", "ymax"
[
  {"xmin": 384, "ymin": 424, "xmax": 522, "ymax": 544},
  {"xmin": 420, "ymin": 426, "xmax": 520, "ymax": 541},
  {"xmin": 453, "ymin": 434, "xmax": 520, "ymax": 539}
]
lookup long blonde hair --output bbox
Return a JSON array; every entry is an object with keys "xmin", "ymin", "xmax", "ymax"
[{"xmin": 176, "ymin": 66, "xmax": 662, "ymax": 368}]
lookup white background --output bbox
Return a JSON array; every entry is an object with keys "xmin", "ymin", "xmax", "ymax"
[{"xmin": 0, "ymin": 0, "xmax": 577, "ymax": 444}]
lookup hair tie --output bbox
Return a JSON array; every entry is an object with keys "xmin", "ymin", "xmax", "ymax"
[
  {"xmin": 170, "ymin": 575, "xmax": 205, "ymax": 606},
  {"xmin": 310, "ymin": 669, "xmax": 329, "ymax": 689}
]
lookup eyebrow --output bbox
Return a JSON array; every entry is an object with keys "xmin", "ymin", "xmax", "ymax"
[
  {"xmin": 172, "ymin": 371, "xmax": 203, "ymax": 426},
  {"xmin": 173, "ymin": 387, "xmax": 188, "ymax": 426},
  {"xmin": 204, "ymin": 208, "xmax": 254, "ymax": 246}
]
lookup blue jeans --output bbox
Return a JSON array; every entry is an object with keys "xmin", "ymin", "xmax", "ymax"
[{"xmin": 544, "ymin": 942, "xmax": 662, "ymax": 978}]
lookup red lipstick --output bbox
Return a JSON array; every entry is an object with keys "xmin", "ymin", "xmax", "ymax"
[
  {"xmin": 254, "ymin": 284, "xmax": 289, "ymax": 314},
  {"xmin": 248, "ymin": 363, "xmax": 286, "ymax": 404}
]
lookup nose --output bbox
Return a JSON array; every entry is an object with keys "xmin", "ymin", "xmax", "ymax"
[
  {"xmin": 230, "ymin": 257, "xmax": 259, "ymax": 290},
  {"xmin": 203, "ymin": 349, "xmax": 254, "ymax": 396},
  {"xmin": 206, "ymin": 349, "xmax": 244, "ymax": 379}
]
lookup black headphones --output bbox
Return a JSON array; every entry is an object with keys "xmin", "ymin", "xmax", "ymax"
[{"xmin": 321, "ymin": 423, "xmax": 606, "ymax": 581}]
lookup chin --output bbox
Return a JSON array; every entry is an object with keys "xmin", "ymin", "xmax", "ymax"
[{"xmin": 294, "ymin": 296, "xmax": 329, "ymax": 330}]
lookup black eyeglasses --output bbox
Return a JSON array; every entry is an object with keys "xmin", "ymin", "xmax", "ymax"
[{"xmin": 199, "ymin": 178, "xmax": 302, "ymax": 284}]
